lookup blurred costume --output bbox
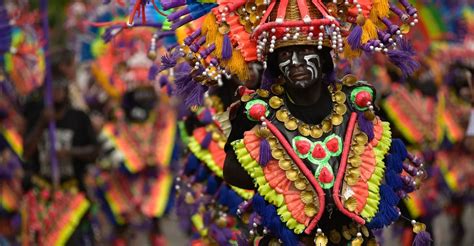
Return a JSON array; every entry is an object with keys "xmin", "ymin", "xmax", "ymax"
[
  {"xmin": 0, "ymin": 100, "xmax": 23, "ymax": 244},
  {"xmin": 91, "ymin": 28, "xmax": 179, "ymax": 245},
  {"xmin": 176, "ymin": 85, "xmax": 255, "ymax": 245}
]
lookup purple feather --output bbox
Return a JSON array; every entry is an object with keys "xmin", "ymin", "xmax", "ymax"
[
  {"xmin": 184, "ymin": 83, "xmax": 207, "ymax": 107},
  {"xmin": 396, "ymin": 37, "xmax": 416, "ymax": 56},
  {"xmin": 412, "ymin": 231, "xmax": 432, "ymax": 246},
  {"xmin": 357, "ymin": 112, "xmax": 375, "ymax": 141},
  {"xmin": 174, "ymin": 63, "xmax": 195, "ymax": 97},
  {"xmin": 259, "ymin": 138, "xmax": 271, "ymax": 166},
  {"xmin": 148, "ymin": 64, "xmax": 159, "ymax": 81},
  {"xmin": 159, "ymin": 75, "xmax": 169, "ymax": 87},
  {"xmin": 222, "ymin": 34, "xmax": 232, "ymax": 60},
  {"xmin": 347, "ymin": 25, "xmax": 362, "ymax": 49},
  {"xmin": 387, "ymin": 49, "xmax": 419, "ymax": 78},
  {"xmin": 159, "ymin": 51, "xmax": 182, "ymax": 72}
]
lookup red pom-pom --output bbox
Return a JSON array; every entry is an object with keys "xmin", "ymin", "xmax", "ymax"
[
  {"xmin": 355, "ymin": 91, "xmax": 372, "ymax": 108},
  {"xmin": 312, "ymin": 144, "xmax": 327, "ymax": 159},
  {"xmin": 318, "ymin": 167, "xmax": 334, "ymax": 184},
  {"xmin": 325, "ymin": 137, "xmax": 340, "ymax": 153},
  {"xmin": 248, "ymin": 104, "xmax": 267, "ymax": 120}
]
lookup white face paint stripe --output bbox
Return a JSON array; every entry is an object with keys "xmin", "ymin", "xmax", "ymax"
[
  {"xmin": 303, "ymin": 54, "xmax": 320, "ymax": 82},
  {"xmin": 279, "ymin": 59, "xmax": 291, "ymax": 77}
]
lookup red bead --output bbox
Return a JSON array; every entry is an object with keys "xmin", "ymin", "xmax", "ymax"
[
  {"xmin": 312, "ymin": 144, "xmax": 327, "ymax": 159},
  {"xmin": 295, "ymin": 140, "xmax": 312, "ymax": 155},
  {"xmin": 318, "ymin": 167, "xmax": 334, "ymax": 184},
  {"xmin": 325, "ymin": 137, "xmax": 340, "ymax": 153},
  {"xmin": 355, "ymin": 91, "xmax": 372, "ymax": 108},
  {"xmin": 248, "ymin": 104, "xmax": 267, "ymax": 120}
]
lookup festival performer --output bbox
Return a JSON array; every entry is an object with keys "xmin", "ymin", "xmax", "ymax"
[
  {"xmin": 153, "ymin": 0, "xmax": 431, "ymax": 244},
  {"xmin": 175, "ymin": 62, "xmax": 263, "ymax": 244},
  {"xmin": 91, "ymin": 28, "xmax": 179, "ymax": 245},
  {"xmin": 21, "ymin": 49, "xmax": 97, "ymax": 246}
]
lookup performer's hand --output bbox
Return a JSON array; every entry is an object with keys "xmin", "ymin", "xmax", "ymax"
[
  {"xmin": 56, "ymin": 149, "xmax": 72, "ymax": 160},
  {"xmin": 40, "ymin": 107, "xmax": 55, "ymax": 126}
]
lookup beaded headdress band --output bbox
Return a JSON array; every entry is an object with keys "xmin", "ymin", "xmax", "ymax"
[{"xmin": 150, "ymin": 0, "xmax": 420, "ymax": 106}]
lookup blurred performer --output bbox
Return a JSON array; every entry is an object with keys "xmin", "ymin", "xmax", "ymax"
[
  {"xmin": 21, "ymin": 50, "xmax": 98, "ymax": 246},
  {"xmin": 175, "ymin": 63, "xmax": 262, "ymax": 244},
  {"xmin": 92, "ymin": 31, "xmax": 179, "ymax": 244},
  {"xmin": 97, "ymin": 84, "xmax": 178, "ymax": 246}
]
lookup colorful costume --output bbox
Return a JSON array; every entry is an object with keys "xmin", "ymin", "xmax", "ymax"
[
  {"xmin": 176, "ymin": 90, "xmax": 254, "ymax": 244},
  {"xmin": 148, "ymin": 0, "xmax": 432, "ymax": 244}
]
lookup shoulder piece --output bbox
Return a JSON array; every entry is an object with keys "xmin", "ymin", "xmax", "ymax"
[
  {"xmin": 231, "ymin": 126, "xmax": 321, "ymax": 235},
  {"xmin": 341, "ymin": 76, "xmax": 376, "ymax": 114}
]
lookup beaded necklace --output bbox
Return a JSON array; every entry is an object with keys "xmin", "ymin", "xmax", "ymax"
[{"xmin": 268, "ymin": 83, "xmax": 348, "ymax": 139}]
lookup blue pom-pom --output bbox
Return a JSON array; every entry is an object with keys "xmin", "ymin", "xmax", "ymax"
[
  {"xmin": 385, "ymin": 169, "xmax": 404, "ymax": 190},
  {"xmin": 196, "ymin": 166, "xmax": 209, "ymax": 182},
  {"xmin": 184, "ymin": 154, "xmax": 199, "ymax": 175},
  {"xmin": 391, "ymin": 139, "xmax": 408, "ymax": 160},
  {"xmin": 380, "ymin": 184, "xmax": 400, "ymax": 206},
  {"xmin": 206, "ymin": 175, "xmax": 219, "ymax": 194},
  {"xmin": 385, "ymin": 154, "xmax": 403, "ymax": 173},
  {"xmin": 226, "ymin": 189, "xmax": 243, "ymax": 215}
]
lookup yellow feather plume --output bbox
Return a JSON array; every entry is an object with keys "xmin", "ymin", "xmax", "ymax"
[
  {"xmin": 372, "ymin": 0, "xmax": 390, "ymax": 18},
  {"xmin": 361, "ymin": 19, "xmax": 378, "ymax": 43},
  {"xmin": 222, "ymin": 48, "xmax": 250, "ymax": 82}
]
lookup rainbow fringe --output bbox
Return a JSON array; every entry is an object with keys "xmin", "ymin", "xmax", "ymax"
[
  {"xmin": 1, "ymin": 127, "xmax": 23, "ymax": 158},
  {"xmin": 0, "ymin": 182, "xmax": 19, "ymax": 212},
  {"xmin": 43, "ymin": 194, "xmax": 90, "ymax": 246},
  {"xmin": 142, "ymin": 172, "xmax": 174, "ymax": 218}
]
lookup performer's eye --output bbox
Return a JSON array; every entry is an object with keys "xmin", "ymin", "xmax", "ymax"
[
  {"xmin": 301, "ymin": 48, "xmax": 313, "ymax": 54},
  {"xmin": 279, "ymin": 51, "xmax": 291, "ymax": 60}
]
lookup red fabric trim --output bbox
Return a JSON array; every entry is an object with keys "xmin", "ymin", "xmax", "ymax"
[
  {"xmin": 276, "ymin": 0, "xmax": 289, "ymax": 21},
  {"xmin": 258, "ymin": 0, "xmax": 277, "ymax": 28},
  {"xmin": 263, "ymin": 119, "xmax": 325, "ymax": 234},
  {"xmin": 332, "ymin": 112, "xmax": 366, "ymax": 225},
  {"xmin": 311, "ymin": 0, "xmax": 330, "ymax": 17},
  {"xmin": 296, "ymin": 0, "xmax": 310, "ymax": 21}
]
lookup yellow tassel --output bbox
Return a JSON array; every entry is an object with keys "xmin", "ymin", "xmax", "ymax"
[
  {"xmin": 361, "ymin": 19, "xmax": 377, "ymax": 43},
  {"xmin": 222, "ymin": 49, "xmax": 250, "ymax": 81},
  {"xmin": 202, "ymin": 14, "xmax": 217, "ymax": 43},
  {"xmin": 343, "ymin": 40, "xmax": 362, "ymax": 59},
  {"xmin": 372, "ymin": 0, "xmax": 390, "ymax": 18}
]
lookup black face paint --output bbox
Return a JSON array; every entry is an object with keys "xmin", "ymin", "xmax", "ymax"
[{"xmin": 276, "ymin": 46, "xmax": 323, "ymax": 89}]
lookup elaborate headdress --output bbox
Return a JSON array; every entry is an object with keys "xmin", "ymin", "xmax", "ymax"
[
  {"xmin": 155, "ymin": 0, "xmax": 419, "ymax": 106},
  {"xmin": 0, "ymin": 1, "xmax": 45, "ymax": 96}
]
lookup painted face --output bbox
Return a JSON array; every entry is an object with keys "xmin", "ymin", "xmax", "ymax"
[{"xmin": 277, "ymin": 46, "xmax": 322, "ymax": 89}]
